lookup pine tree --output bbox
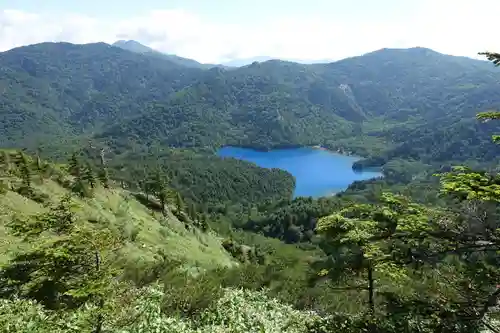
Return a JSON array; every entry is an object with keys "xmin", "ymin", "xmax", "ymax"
[
  {"xmin": 0, "ymin": 195, "xmax": 122, "ymax": 313},
  {"xmin": 0, "ymin": 151, "xmax": 11, "ymax": 193},
  {"xmin": 68, "ymin": 152, "xmax": 80, "ymax": 178},
  {"xmin": 175, "ymin": 191, "xmax": 184, "ymax": 214},
  {"xmin": 200, "ymin": 213, "xmax": 210, "ymax": 232},
  {"xmin": 68, "ymin": 154, "xmax": 91, "ymax": 197},
  {"xmin": 0, "ymin": 150, "xmax": 11, "ymax": 175},
  {"xmin": 72, "ymin": 177, "xmax": 92, "ymax": 198},
  {"xmin": 19, "ymin": 152, "xmax": 32, "ymax": 190},
  {"xmin": 188, "ymin": 202, "xmax": 197, "ymax": 220},
  {"xmin": 82, "ymin": 162, "xmax": 96, "ymax": 189},
  {"xmin": 150, "ymin": 170, "xmax": 168, "ymax": 214},
  {"xmin": 98, "ymin": 167, "xmax": 110, "ymax": 189}
]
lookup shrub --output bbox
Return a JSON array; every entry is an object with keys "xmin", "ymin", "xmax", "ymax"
[{"xmin": 161, "ymin": 268, "xmax": 225, "ymax": 319}]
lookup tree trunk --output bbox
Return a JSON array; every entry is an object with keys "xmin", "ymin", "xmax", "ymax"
[
  {"xmin": 367, "ymin": 263, "xmax": 375, "ymax": 314},
  {"xmin": 160, "ymin": 196, "xmax": 165, "ymax": 215}
]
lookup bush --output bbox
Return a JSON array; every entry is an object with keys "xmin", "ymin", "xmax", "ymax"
[
  {"xmin": 122, "ymin": 258, "xmax": 177, "ymax": 287},
  {"xmin": 161, "ymin": 268, "xmax": 225, "ymax": 319},
  {"xmin": 0, "ymin": 180, "xmax": 7, "ymax": 194},
  {"xmin": 15, "ymin": 186, "xmax": 50, "ymax": 204}
]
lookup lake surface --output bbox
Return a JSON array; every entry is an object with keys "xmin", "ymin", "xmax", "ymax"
[{"xmin": 217, "ymin": 146, "xmax": 383, "ymax": 198}]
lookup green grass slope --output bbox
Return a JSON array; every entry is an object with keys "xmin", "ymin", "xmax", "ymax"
[{"xmin": 0, "ymin": 151, "xmax": 233, "ymax": 269}]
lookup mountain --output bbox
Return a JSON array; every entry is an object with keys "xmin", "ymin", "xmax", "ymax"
[
  {"xmin": 222, "ymin": 56, "xmax": 277, "ymax": 67},
  {"xmin": 101, "ymin": 47, "xmax": 500, "ymax": 163},
  {"xmin": 113, "ymin": 40, "xmax": 155, "ymax": 53},
  {"xmin": 222, "ymin": 56, "xmax": 333, "ymax": 67},
  {"xmin": 2, "ymin": 43, "xmax": 500, "ymax": 332},
  {"xmin": 0, "ymin": 42, "xmax": 203, "ymax": 151},
  {"xmin": 112, "ymin": 39, "xmax": 215, "ymax": 69},
  {"xmin": 1, "ymin": 42, "xmax": 500, "ymax": 168}
]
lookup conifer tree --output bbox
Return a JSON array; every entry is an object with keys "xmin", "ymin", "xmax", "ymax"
[
  {"xmin": 19, "ymin": 152, "xmax": 32, "ymax": 191},
  {"xmin": 83, "ymin": 162, "xmax": 96, "ymax": 189},
  {"xmin": 175, "ymin": 191, "xmax": 184, "ymax": 214},
  {"xmin": 0, "ymin": 151, "xmax": 11, "ymax": 193},
  {"xmin": 188, "ymin": 202, "xmax": 197, "ymax": 220},
  {"xmin": 68, "ymin": 152, "xmax": 81, "ymax": 178},
  {"xmin": 97, "ymin": 168, "xmax": 109, "ymax": 188},
  {"xmin": 0, "ymin": 195, "xmax": 123, "ymax": 315},
  {"xmin": 67, "ymin": 154, "xmax": 91, "ymax": 197},
  {"xmin": 151, "ymin": 169, "xmax": 168, "ymax": 214},
  {"xmin": 200, "ymin": 213, "xmax": 210, "ymax": 232},
  {"xmin": 72, "ymin": 177, "xmax": 92, "ymax": 198},
  {"xmin": 0, "ymin": 150, "xmax": 11, "ymax": 175}
]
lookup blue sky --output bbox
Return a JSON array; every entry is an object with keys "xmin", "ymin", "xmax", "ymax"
[{"xmin": 1, "ymin": 0, "xmax": 498, "ymax": 63}]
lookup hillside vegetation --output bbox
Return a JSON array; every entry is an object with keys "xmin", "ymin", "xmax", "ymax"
[
  {"xmin": 2, "ymin": 44, "xmax": 500, "ymax": 332},
  {"xmin": 3, "ymin": 42, "xmax": 500, "ymax": 167},
  {"xmin": 0, "ymin": 150, "xmax": 233, "ymax": 269}
]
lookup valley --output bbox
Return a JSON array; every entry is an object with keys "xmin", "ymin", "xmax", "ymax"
[{"xmin": 1, "ymin": 40, "xmax": 500, "ymax": 332}]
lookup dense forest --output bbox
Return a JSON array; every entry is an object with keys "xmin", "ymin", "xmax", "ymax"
[
  {"xmin": 3, "ymin": 42, "xmax": 500, "ymax": 165},
  {"xmin": 0, "ymin": 42, "xmax": 500, "ymax": 332}
]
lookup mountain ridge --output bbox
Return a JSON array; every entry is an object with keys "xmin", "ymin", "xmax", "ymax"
[
  {"xmin": 112, "ymin": 39, "xmax": 216, "ymax": 69},
  {"xmin": 1, "ymin": 41, "xmax": 500, "ymax": 168}
]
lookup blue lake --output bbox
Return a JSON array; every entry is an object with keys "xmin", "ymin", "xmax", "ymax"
[{"xmin": 217, "ymin": 146, "xmax": 383, "ymax": 198}]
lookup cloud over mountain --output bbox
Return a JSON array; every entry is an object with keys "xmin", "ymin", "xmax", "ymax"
[{"xmin": 1, "ymin": 0, "xmax": 498, "ymax": 64}]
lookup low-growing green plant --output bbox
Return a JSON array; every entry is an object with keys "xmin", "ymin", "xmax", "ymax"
[
  {"xmin": 161, "ymin": 267, "xmax": 225, "ymax": 319},
  {"xmin": 0, "ymin": 180, "xmax": 7, "ymax": 194}
]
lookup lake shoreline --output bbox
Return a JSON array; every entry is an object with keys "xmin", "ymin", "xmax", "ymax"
[
  {"xmin": 221, "ymin": 144, "xmax": 358, "ymax": 157},
  {"xmin": 217, "ymin": 146, "xmax": 383, "ymax": 198},
  {"xmin": 310, "ymin": 145, "xmax": 355, "ymax": 157}
]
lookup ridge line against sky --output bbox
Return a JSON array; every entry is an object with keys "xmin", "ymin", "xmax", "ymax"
[{"xmin": 1, "ymin": 0, "xmax": 499, "ymax": 64}]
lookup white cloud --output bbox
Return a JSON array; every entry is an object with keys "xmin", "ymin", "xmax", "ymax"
[{"xmin": 0, "ymin": 1, "xmax": 499, "ymax": 64}]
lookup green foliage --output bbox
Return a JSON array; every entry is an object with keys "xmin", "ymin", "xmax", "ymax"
[
  {"xmin": 97, "ymin": 167, "xmax": 109, "ymax": 188},
  {"xmin": 82, "ymin": 162, "xmax": 96, "ymax": 189},
  {"xmin": 149, "ymin": 169, "xmax": 169, "ymax": 213},
  {"xmin": 66, "ymin": 154, "xmax": 95, "ymax": 197},
  {"xmin": 108, "ymin": 148, "xmax": 295, "ymax": 208},
  {"xmin": 175, "ymin": 190, "xmax": 184, "ymax": 213},
  {"xmin": 244, "ymin": 196, "xmax": 342, "ymax": 243},
  {"xmin": 314, "ymin": 190, "xmax": 500, "ymax": 331},
  {"xmin": 3, "ymin": 42, "xmax": 500, "ymax": 174},
  {"xmin": 437, "ymin": 166, "xmax": 500, "ymax": 202},
  {"xmin": 0, "ymin": 150, "xmax": 12, "ymax": 175},
  {"xmin": 0, "ymin": 180, "xmax": 7, "ymax": 194},
  {"xmin": 0, "ymin": 195, "xmax": 123, "ymax": 310},
  {"xmin": 18, "ymin": 152, "xmax": 32, "ymax": 189},
  {"xmin": 222, "ymin": 238, "xmax": 265, "ymax": 264},
  {"xmin": 3, "ymin": 42, "xmax": 500, "ymax": 333},
  {"xmin": 315, "ymin": 194, "xmax": 436, "ymax": 311},
  {"xmin": 68, "ymin": 153, "xmax": 80, "ymax": 178},
  {"xmin": 161, "ymin": 266, "xmax": 226, "ymax": 319}
]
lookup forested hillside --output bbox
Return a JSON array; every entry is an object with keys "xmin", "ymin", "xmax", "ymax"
[
  {"xmin": 3, "ymin": 42, "xmax": 500, "ymax": 166},
  {"xmin": 1, "ymin": 43, "xmax": 500, "ymax": 332}
]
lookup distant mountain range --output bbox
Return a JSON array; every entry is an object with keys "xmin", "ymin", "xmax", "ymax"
[
  {"xmin": 220, "ymin": 56, "xmax": 334, "ymax": 67},
  {"xmin": 113, "ymin": 40, "xmax": 333, "ymax": 68},
  {"xmin": 1, "ymin": 41, "xmax": 500, "ymax": 168},
  {"xmin": 112, "ymin": 40, "xmax": 216, "ymax": 69}
]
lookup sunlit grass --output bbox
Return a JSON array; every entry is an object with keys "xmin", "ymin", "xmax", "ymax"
[{"xmin": 0, "ymin": 176, "xmax": 233, "ymax": 269}]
